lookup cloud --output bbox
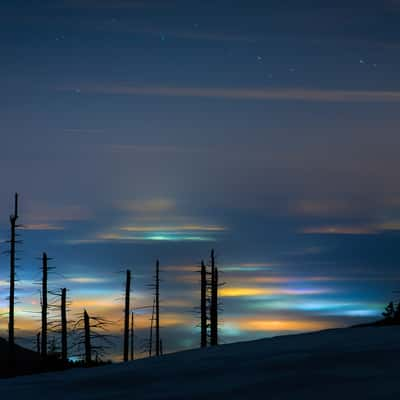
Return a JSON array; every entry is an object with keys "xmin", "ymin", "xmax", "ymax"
[
  {"xmin": 98, "ymin": 232, "xmax": 216, "ymax": 242},
  {"xmin": 120, "ymin": 225, "xmax": 226, "ymax": 232},
  {"xmin": 301, "ymin": 225, "xmax": 377, "ymax": 235},
  {"xmin": 162, "ymin": 264, "xmax": 197, "ymax": 272},
  {"xmin": 116, "ymin": 198, "xmax": 175, "ymax": 214},
  {"xmin": 23, "ymin": 223, "xmax": 64, "ymax": 231},
  {"xmin": 25, "ymin": 204, "xmax": 91, "ymax": 223},
  {"xmin": 225, "ymin": 317, "xmax": 336, "ymax": 333},
  {"xmin": 220, "ymin": 287, "xmax": 332, "ymax": 298},
  {"xmin": 301, "ymin": 220, "xmax": 400, "ymax": 235},
  {"xmin": 59, "ymin": 85, "xmax": 400, "ymax": 103},
  {"xmin": 223, "ymin": 262, "xmax": 276, "ymax": 272},
  {"xmin": 66, "ymin": 277, "xmax": 109, "ymax": 284},
  {"xmin": 292, "ymin": 199, "xmax": 359, "ymax": 217},
  {"xmin": 66, "ymin": 231, "xmax": 217, "ymax": 243}
]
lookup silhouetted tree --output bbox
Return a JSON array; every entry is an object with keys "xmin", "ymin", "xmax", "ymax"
[
  {"xmin": 41, "ymin": 252, "xmax": 49, "ymax": 359},
  {"xmin": 210, "ymin": 249, "xmax": 218, "ymax": 346},
  {"xmin": 155, "ymin": 259, "xmax": 160, "ymax": 357},
  {"xmin": 84, "ymin": 310, "xmax": 91, "ymax": 365},
  {"xmin": 8, "ymin": 193, "xmax": 20, "ymax": 371},
  {"xmin": 394, "ymin": 302, "xmax": 400, "ymax": 321},
  {"xmin": 36, "ymin": 332, "xmax": 41, "ymax": 355},
  {"xmin": 73, "ymin": 310, "xmax": 112, "ymax": 366},
  {"xmin": 200, "ymin": 260, "xmax": 207, "ymax": 348},
  {"xmin": 383, "ymin": 301, "xmax": 395, "ymax": 321},
  {"xmin": 61, "ymin": 288, "xmax": 68, "ymax": 364},
  {"xmin": 149, "ymin": 297, "xmax": 155, "ymax": 357},
  {"xmin": 123, "ymin": 269, "xmax": 131, "ymax": 362},
  {"xmin": 130, "ymin": 310, "xmax": 135, "ymax": 361}
]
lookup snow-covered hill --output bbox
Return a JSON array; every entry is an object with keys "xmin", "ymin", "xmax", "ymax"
[
  {"xmin": 1, "ymin": 326, "xmax": 399, "ymax": 399},
  {"xmin": 0, "ymin": 338, "xmax": 40, "ymax": 376}
]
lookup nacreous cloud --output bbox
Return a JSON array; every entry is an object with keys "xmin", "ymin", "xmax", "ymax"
[{"xmin": 59, "ymin": 85, "xmax": 400, "ymax": 103}]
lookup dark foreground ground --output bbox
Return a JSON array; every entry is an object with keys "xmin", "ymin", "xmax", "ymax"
[{"xmin": 1, "ymin": 326, "xmax": 399, "ymax": 399}]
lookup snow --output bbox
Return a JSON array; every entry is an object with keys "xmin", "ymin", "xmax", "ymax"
[{"xmin": 1, "ymin": 326, "xmax": 399, "ymax": 399}]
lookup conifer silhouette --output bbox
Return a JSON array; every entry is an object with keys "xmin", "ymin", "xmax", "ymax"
[{"xmin": 383, "ymin": 301, "xmax": 395, "ymax": 320}]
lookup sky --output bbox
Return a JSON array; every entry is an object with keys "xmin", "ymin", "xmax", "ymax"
[{"xmin": 1, "ymin": 0, "xmax": 400, "ymax": 361}]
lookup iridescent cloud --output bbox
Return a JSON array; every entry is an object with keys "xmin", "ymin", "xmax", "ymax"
[
  {"xmin": 23, "ymin": 223, "xmax": 64, "ymax": 231},
  {"xmin": 120, "ymin": 225, "xmax": 226, "ymax": 232},
  {"xmin": 301, "ymin": 225, "xmax": 377, "ymax": 235},
  {"xmin": 220, "ymin": 287, "xmax": 332, "ymax": 298},
  {"xmin": 60, "ymin": 85, "xmax": 400, "ymax": 103},
  {"xmin": 225, "ymin": 317, "xmax": 336, "ymax": 333}
]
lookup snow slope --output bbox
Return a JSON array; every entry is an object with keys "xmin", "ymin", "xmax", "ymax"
[
  {"xmin": 1, "ymin": 326, "xmax": 399, "ymax": 399},
  {"xmin": 0, "ymin": 338, "xmax": 40, "ymax": 376}
]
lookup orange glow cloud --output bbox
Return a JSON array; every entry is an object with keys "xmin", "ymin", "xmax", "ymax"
[
  {"xmin": 232, "ymin": 318, "xmax": 336, "ymax": 332},
  {"xmin": 220, "ymin": 287, "xmax": 331, "ymax": 297},
  {"xmin": 66, "ymin": 277, "xmax": 109, "ymax": 284}
]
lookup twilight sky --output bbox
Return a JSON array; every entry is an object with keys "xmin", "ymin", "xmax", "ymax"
[{"xmin": 1, "ymin": 0, "xmax": 400, "ymax": 360}]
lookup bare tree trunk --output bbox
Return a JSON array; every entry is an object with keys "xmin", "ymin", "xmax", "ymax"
[
  {"xmin": 155, "ymin": 259, "xmax": 160, "ymax": 357},
  {"xmin": 41, "ymin": 252, "xmax": 48, "ymax": 359},
  {"xmin": 123, "ymin": 269, "xmax": 131, "ymax": 362},
  {"xmin": 84, "ymin": 310, "xmax": 91, "ymax": 366},
  {"xmin": 8, "ymin": 193, "xmax": 18, "ymax": 371},
  {"xmin": 200, "ymin": 260, "xmax": 207, "ymax": 348},
  {"xmin": 130, "ymin": 310, "xmax": 134, "ymax": 361},
  {"xmin": 36, "ymin": 332, "xmax": 41, "ymax": 355},
  {"xmin": 149, "ymin": 297, "xmax": 155, "ymax": 358},
  {"xmin": 61, "ymin": 288, "xmax": 68, "ymax": 364},
  {"xmin": 210, "ymin": 249, "xmax": 218, "ymax": 346}
]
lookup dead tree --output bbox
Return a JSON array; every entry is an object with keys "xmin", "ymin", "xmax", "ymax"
[
  {"xmin": 123, "ymin": 269, "xmax": 131, "ymax": 362},
  {"xmin": 130, "ymin": 310, "xmax": 135, "ymax": 361},
  {"xmin": 200, "ymin": 260, "xmax": 207, "ymax": 348},
  {"xmin": 146, "ymin": 260, "xmax": 161, "ymax": 358},
  {"xmin": 73, "ymin": 310, "xmax": 113, "ymax": 366},
  {"xmin": 41, "ymin": 252, "xmax": 49, "ymax": 358},
  {"xmin": 84, "ymin": 310, "xmax": 91, "ymax": 365},
  {"xmin": 36, "ymin": 332, "xmax": 41, "ymax": 355},
  {"xmin": 61, "ymin": 288, "xmax": 68, "ymax": 363},
  {"xmin": 210, "ymin": 249, "xmax": 219, "ymax": 346},
  {"xmin": 149, "ymin": 297, "xmax": 155, "ymax": 357},
  {"xmin": 8, "ymin": 193, "xmax": 20, "ymax": 370},
  {"xmin": 155, "ymin": 260, "xmax": 160, "ymax": 357}
]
